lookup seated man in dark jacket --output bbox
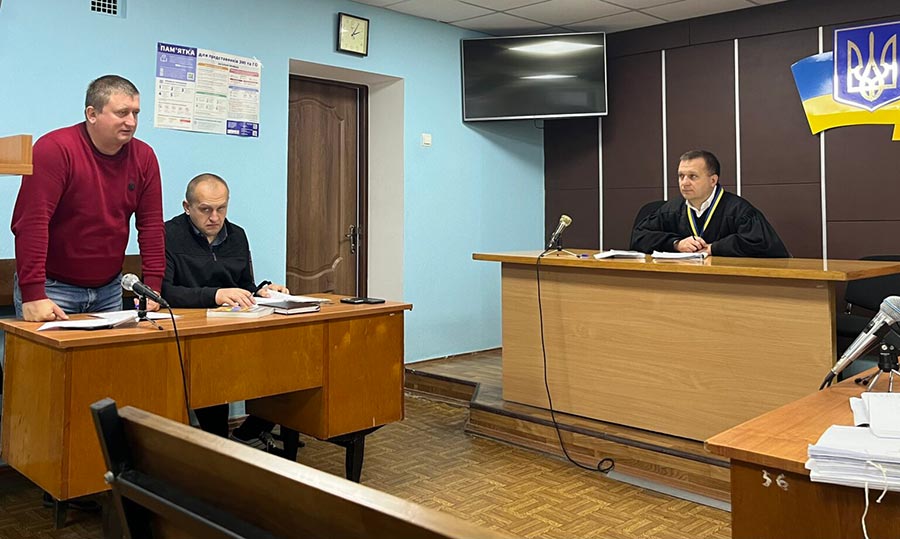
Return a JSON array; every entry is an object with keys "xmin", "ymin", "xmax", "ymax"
[
  {"xmin": 163, "ymin": 172, "xmax": 289, "ymax": 449},
  {"xmin": 631, "ymin": 150, "xmax": 789, "ymax": 258}
]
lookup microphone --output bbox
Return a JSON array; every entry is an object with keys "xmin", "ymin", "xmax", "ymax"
[
  {"xmin": 546, "ymin": 214, "xmax": 573, "ymax": 249},
  {"xmin": 821, "ymin": 295, "xmax": 900, "ymax": 389},
  {"xmin": 121, "ymin": 273, "xmax": 169, "ymax": 308}
]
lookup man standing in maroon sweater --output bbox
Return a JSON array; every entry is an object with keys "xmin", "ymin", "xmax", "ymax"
[{"xmin": 10, "ymin": 75, "xmax": 165, "ymax": 321}]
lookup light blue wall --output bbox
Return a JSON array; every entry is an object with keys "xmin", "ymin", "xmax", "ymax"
[{"xmin": 0, "ymin": 0, "xmax": 544, "ymax": 362}]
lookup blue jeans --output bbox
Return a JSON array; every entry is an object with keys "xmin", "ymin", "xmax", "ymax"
[
  {"xmin": 2, "ymin": 275, "xmax": 124, "ymax": 388},
  {"xmin": 13, "ymin": 274, "xmax": 124, "ymax": 318}
]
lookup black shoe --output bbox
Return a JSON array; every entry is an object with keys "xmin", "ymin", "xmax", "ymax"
[{"xmin": 42, "ymin": 492, "xmax": 102, "ymax": 513}]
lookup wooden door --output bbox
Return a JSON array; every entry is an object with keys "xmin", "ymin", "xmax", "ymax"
[{"xmin": 286, "ymin": 77, "xmax": 368, "ymax": 295}]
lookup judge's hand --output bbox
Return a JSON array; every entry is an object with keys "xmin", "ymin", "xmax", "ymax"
[
  {"xmin": 22, "ymin": 299, "xmax": 69, "ymax": 322},
  {"xmin": 215, "ymin": 288, "xmax": 255, "ymax": 308},
  {"xmin": 257, "ymin": 283, "xmax": 290, "ymax": 297},
  {"xmin": 675, "ymin": 236, "xmax": 708, "ymax": 253}
]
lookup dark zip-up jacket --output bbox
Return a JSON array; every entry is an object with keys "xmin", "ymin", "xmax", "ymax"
[{"xmin": 162, "ymin": 213, "xmax": 256, "ymax": 307}]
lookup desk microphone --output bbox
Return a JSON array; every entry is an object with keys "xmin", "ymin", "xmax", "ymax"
[
  {"xmin": 821, "ymin": 295, "xmax": 900, "ymax": 389},
  {"xmin": 121, "ymin": 273, "xmax": 169, "ymax": 308},
  {"xmin": 547, "ymin": 214, "xmax": 573, "ymax": 249}
]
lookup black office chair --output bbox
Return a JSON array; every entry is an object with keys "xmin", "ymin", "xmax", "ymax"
[
  {"xmin": 630, "ymin": 200, "xmax": 666, "ymax": 249},
  {"xmin": 836, "ymin": 254, "xmax": 900, "ymax": 378}
]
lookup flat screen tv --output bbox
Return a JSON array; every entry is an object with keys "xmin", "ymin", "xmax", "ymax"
[{"xmin": 461, "ymin": 32, "xmax": 607, "ymax": 122}]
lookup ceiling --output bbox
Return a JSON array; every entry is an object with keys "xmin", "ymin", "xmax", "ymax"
[{"xmin": 351, "ymin": 0, "xmax": 787, "ymax": 36}]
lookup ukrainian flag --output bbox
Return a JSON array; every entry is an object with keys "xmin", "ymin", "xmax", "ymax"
[{"xmin": 792, "ymin": 52, "xmax": 900, "ymax": 140}]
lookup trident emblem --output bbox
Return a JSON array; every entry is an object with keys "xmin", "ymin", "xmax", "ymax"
[
  {"xmin": 835, "ymin": 22, "xmax": 900, "ymax": 111},
  {"xmin": 846, "ymin": 32, "xmax": 897, "ymax": 103}
]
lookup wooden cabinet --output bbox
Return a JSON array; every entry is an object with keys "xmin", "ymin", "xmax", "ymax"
[{"xmin": 0, "ymin": 134, "xmax": 33, "ymax": 176}]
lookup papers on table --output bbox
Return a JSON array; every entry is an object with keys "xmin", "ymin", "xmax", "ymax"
[
  {"xmin": 651, "ymin": 250, "xmax": 709, "ymax": 260},
  {"xmin": 37, "ymin": 310, "xmax": 178, "ymax": 331},
  {"xmin": 807, "ymin": 425, "xmax": 900, "ymax": 491},
  {"xmin": 593, "ymin": 250, "xmax": 646, "ymax": 259},
  {"xmin": 806, "ymin": 395, "xmax": 900, "ymax": 492},
  {"xmin": 38, "ymin": 318, "xmax": 130, "ymax": 331},
  {"xmin": 255, "ymin": 290, "xmax": 331, "ymax": 305},
  {"xmin": 850, "ymin": 393, "xmax": 900, "ymax": 438}
]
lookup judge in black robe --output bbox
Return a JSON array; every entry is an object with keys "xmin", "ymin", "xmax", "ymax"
[{"xmin": 630, "ymin": 150, "xmax": 790, "ymax": 258}]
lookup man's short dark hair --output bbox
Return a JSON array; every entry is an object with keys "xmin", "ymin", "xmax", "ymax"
[
  {"xmin": 185, "ymin": 173, "xmax": 230, "ymax": 204},
  {"xmin": 679, "ymin": 150, "xmax": 720, "ymax": 177},
  {"xmin": 85, "ymin": 75, "xmax": 139, "ymax": 111}
]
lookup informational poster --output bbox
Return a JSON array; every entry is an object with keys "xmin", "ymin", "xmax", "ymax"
[{"xmin": 154, "ymin": 42, "xmax": 260, "ymax": 137}]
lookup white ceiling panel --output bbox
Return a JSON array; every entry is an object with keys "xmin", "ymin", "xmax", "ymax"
[
  {"xmin": 601, "ymin": 0, "xmax": 681, "ymax": 9},
  {"xmin": 509, "ymin": 0, "xmax": 628, "ymax": 26},
  {"xmin": 453, "ymin": 11, "xmax": 554, "ymax": 33},
  {"xmin": 459, "ymin": 0, "xmax": 549, "ymax": 10},
  {"xmin": 643, "ymin": 0, "xmax": 755, "ymax": 22},
  {"xmin": 352, "ymin": 0, "xmax": 786, "ymax": 35},
  {"xmin": 351, "ymin": 0, "xmax": 406, "ymax": 7},
  {"xmin": 388, "ymin": 0, "xmax": 493, "ymax": 22},
  {"xmin": 567, "ymin": 10, "xmax": 666, "ymax": 32}
]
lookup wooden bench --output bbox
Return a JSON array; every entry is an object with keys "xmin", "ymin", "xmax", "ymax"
[{"xmin": 91, "ymin": 398, "xmax": 510, "ymax": 539}]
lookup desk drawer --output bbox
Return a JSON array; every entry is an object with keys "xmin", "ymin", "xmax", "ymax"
[{"xmin": 186, "ymin": 323, "xmax": 325, "ymax": 408}]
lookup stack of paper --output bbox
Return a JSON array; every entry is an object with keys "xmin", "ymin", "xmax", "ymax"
[
  {"xmin": 593, "ymin": 250, "xmax": 646, "ymax": 259},
  {"xmin": 256, "ymin": 290, "xmax": 331, "ymax": 305},
  {"xmin": 651, "ymin": 250, "xmax": 708, "ymax": 260},
  {"xmin": 807, "ymin": 395, "xmax": 900, "ymax": 492}
]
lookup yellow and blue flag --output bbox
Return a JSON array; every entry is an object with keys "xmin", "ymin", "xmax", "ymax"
[{"xmin": 792, "ymin": 21, "xmax": 900, "ymax": 140}]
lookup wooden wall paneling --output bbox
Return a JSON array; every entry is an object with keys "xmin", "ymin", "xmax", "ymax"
[
  {"xmin": 546, "ymin": 187, "xmax": 599, "ymax": 249},
  {"xmin": 740, "ymin": 184, "xmax": 822, "ymax": 258},
  {"xmin": 739, "ymin": 29, "xmax": 820, "ymax": 185},
  {"xmin": 664, "ymin": 41, "xmax": 737, "ymax": 191},
  {"xmin": 827, "ymin": 222, "xmax": 900, "ymax": 261},
  {"xmin": 694, "ymin": 0, "xmax": 900, "ymax": 45},
  {"xmin": 602, "ymin": 52, "xmax": 663, "ymax": 190},
  {"xmin": 601, "ymin": 52, "xmax": 663, "ymax": 250},
  {"xmin": 607, "ymin": 21, "xmax": 689, "ymax": 59},
  {"xmin": 544, "ymin": 118, "xmax": 599, "ymax": 190},
  {"xmin": 825, "ymin": 125, "xmax": 900, "ymax": 222},
  {"xmin": 603, "ymin": 187, "xmax": 666, "ymax": 250},
  {"xmin": 544, "ymin": 118, "xmax": 599, "ymax": 248}
]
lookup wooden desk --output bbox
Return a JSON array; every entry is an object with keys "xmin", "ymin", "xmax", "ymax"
[
  {"xmin": 706, "ymin": 373, "xmax": 900, "ymax": 539},
  {"xmin": 0, "ymin": 298, "xmax": 411, "ymax": 501},
  {"xmin": 473, "ymin": 251, "xmax": 900, "ymax": 441}
]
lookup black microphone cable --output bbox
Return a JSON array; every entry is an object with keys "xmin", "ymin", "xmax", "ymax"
[
  {"xmin": 164, "ymin": 305, "xmax": 201, "ymax": 428},
  {"xmin": 536, "ymin": 250, "xmax": 615, "ymax": 474}
]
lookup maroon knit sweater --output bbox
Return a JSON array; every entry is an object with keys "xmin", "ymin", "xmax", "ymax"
[{"xmin": 11, "ymin": 123, "xmax": 165, "ymax": 303}]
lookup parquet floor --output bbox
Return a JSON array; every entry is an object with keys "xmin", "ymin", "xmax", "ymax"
[{"xmin": 0, "ymin": 394, "xmax": 730, "ymax": 538}]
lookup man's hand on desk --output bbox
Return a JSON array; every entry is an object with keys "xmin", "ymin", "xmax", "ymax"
[
  {"xmin": 131, "ymin": 297, "xmax": 163, "ymax": 311},
  {"xmin": 675, "ymin": 236, "xmax": 709, "ymax": 253},
  {"xmin": 22, "ymin": 299, "xmax": 69, "ymax": 321},
  {"xmin": 215, "ymin": 287, "xmax": 255, "ymax": 308},
  {"xmin": 256, "ymin": 283, "xmax": 290, "ymax": 297}
]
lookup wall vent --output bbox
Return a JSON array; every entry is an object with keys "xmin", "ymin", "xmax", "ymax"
[{"xmin": 90, "ymin": 0, "xmax": 120, "ymax": 16}]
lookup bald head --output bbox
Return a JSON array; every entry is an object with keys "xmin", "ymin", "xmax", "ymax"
[{"xmin": 183, "ymin": 173, "xmax": 230, "ymax": 243}]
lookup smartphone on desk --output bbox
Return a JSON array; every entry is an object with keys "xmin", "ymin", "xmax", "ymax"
[{"xmin": 340, "ymin": 297, "xmax": 385, "ymax": 304}]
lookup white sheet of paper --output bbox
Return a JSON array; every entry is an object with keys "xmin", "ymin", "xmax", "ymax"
[
  {"xmin": 255, "ymin": 290, "xmax": 330, "ymax": 305},
  {"xmin": 38, "ymin": 318, "xmax": 120, "ymax": 331}
]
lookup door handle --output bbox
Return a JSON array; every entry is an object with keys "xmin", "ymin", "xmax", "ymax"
[{"xmin": 345, "ymin": 225, "xmax": 358, "ymax": 255}]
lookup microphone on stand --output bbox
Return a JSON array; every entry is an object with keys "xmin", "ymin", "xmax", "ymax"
[
  {"xmin": 121, "ymin": 273, "xmax": 169, "ymax": 308},
  {"xmin": 821, "ymin": 295, "xmax": 900, "ymax": 389},
  {"xmin": 546, "ymin": 214, "xmax": 573, "ymax": 250}
]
